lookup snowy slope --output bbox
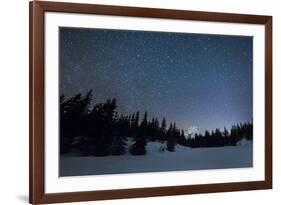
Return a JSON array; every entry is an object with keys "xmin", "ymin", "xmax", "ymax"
[{"xmin": 60, "ymin": 140, "xmax": 253, "ymax": 176}]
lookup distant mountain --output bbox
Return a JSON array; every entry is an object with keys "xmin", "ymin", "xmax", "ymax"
[{"xmin": 185, "ymin": 126, "xmax": 200, "ymax": 139}]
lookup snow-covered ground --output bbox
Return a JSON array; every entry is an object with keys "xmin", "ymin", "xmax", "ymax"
[{"xmin": 60, "ymin": 140, "xmax": 253, "ymax": 176}]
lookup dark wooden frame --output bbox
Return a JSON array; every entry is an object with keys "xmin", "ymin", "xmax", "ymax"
[{"xmin": 29, "ymin": 1, "xmax": 272, "ymax": 204}]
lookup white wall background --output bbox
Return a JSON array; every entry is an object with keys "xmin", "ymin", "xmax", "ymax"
[{"xmin": 0, "ymin": 0, "xmax": 279, "ymax": 204}]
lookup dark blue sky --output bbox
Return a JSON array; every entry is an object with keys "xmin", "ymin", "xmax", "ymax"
[{"xmin": 59, "ymin": 27, "xmax": 253, "ymax": 131}]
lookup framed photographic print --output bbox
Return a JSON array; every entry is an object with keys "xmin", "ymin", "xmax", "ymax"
[{"xmin": 29, "ymin": 1, "xmax": 272, "ymax": 204}]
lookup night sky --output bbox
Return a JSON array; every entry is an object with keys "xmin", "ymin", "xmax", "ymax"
[{"xmin": 59, "ymin": 27, "xmax": 253, "ymax": 132}]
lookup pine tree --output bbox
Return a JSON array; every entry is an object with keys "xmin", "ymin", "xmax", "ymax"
[
  {"xmin": 160, "ymin": 117, "xmax": 167, "ymax": 143},
  {"xmin": 178, "ymin": 129, "xmax": 187, "ymax": 146},
  {"xmin": 222, "ymin": 127, "xmax": 230, "ymax": 146},
  {"xmin": 154, "ymin": 118, "xmax": 160, "ymax": 141},
  {"xmin": 204, "ymin": 130, "xmax": 211, "ymax": 147},
  {"xmin": 60, "ymin": 90, "xmax": 93, "ymax": 155},
  {"xmin": 230, "ymin": 125, "xmax": 238, "ymax": 146},
  {"xmin": 112, "ymin": 115, "xmax": 129, "ymax": 155},
  {"xmin": 166, "ymin": 122, "xmax": 176, "ymax": 152},
  {"xmin": 173, "ymin": 122, "xmax": 181, "ymax": 143},
  {"xmin": 149, "ymin": 117, "xmax": 160, "ymax": 142},
  {"xmin": 245, "ymin": 120, "xmax": 253, "ymax": 141},
  {"xmin": 129, "ymin": 114, "xmax": 135, "ymax": 137},
  {"xmin": 111, "ymin": 135, "xmax": 127, "ymax": 155},
  {"xmin": 214, "ymin": 128, "xmax": 224, "ymax": 147},
  {"xmin": 132, "ymin": 111, "xmax": 140, "ymax": 138},
  {"xmin": 130, "ymin": 111, "xmax": 147, "ymax": 155},
  {"xmin": 82, "ymin": 98, "xmax": 117, "ymax": 156}
]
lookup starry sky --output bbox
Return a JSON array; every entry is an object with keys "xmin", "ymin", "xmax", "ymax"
[{"xmin": 59, "ymin": 27, "xmax": 253, "ymax": 132}]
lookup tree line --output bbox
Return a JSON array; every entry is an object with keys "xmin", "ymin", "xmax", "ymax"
[{"xmin": 60, "ymin": 90, "xmax": 253, "ymax": 156}]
